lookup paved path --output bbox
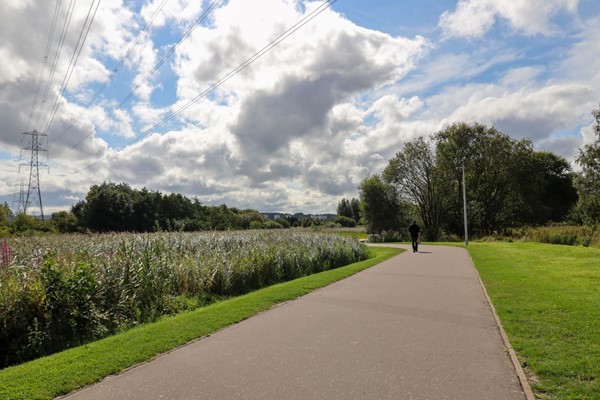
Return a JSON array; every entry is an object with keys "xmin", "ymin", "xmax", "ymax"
[{"xmin": 62, "ymin": 245, "xmax": 526, "ymax": 400}]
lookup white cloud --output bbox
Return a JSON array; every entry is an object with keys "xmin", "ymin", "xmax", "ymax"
[
  {"xmin": 3, "ymin": 0, "xmax": 600, "ymax": 215},
  {"xmin": 440, "ymin": 0, "xmax": 579, "ymax": 38},
  {"xmin": 443, "ymin": 84, "xmax": 593, "ymax": 140}
]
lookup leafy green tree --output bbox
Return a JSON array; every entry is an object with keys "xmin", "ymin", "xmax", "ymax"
[
  {"xmin": 335, "ymin": 215, "xmax": 356, "ymax": 228},
  {"xmin": 434, "ymin": 122, "xmax": 537, "ymax": 235},
  {"xmin": 530, "ymin": 152, "xmax": 578, "ymax": 223},
  {"xmin": 337, "ymin": 198, "xmax": 361, "ymax": 222},
  {"xmin": 574, "ymin": 105, "xmax": 600, "ymax": 227},
  {"xmin": 51, "ymin": 211, "xmax": 80, "ymax": 233},
  {"xmin": 383, "ymin": 137, "xmax": 446, "ymax": 240},
  {"xmin": 13, "ymin": 213, "xmax": 46, "ymax": 233},
  {"xmin": 359, "ymin": 175, "xmax": 407, "ymax": 234},
  {"xmin": 132, "ymin": 188, "xmax": 163, "ymax": 232},
  {"xmin": 0, "ymin": 202, "xmax": 12, "ymax": 237},
  {"xmin": 337, "ymin": 198, "xmax": 352, "ymax": 218},
  {"xmin": 78, "ymin": 182, "xmax": 136, "ymax": 232},
  {"xmin": 275, "ymin": 217, "xmax": 291, "ymax": 228},
  {"xmin": 349, "ymin": 198, "xmax": 361, "ymax": 222}
]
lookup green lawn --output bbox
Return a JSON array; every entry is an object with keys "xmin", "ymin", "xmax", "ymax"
[
  {"xmin": 0, "ymin": 246, "xmax": 401, "ymax": 400},
  {"xmin": 468, "ymin": 242, "xmax": 600, "ymax": 399}
]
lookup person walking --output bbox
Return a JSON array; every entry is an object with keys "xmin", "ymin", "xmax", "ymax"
[{"xmin": 408, "ymin": 220, "xmax": 420, "ymax": 253}]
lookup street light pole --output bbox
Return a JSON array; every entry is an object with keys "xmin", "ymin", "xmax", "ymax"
[{"xmin": 462, "ymin": 161, "xmax": 468, "ymax": 246}]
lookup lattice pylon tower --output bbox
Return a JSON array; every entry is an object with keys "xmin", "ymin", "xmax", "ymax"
[
  {"xmin": 20, "ymin": 130, "xmax": 48, "ymax": 220},
  {"xmin": 11, "ymin": 181, "xmax": 26, "ymax": 215}
]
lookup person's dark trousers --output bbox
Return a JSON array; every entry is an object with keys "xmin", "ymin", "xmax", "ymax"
[{"xmin": 411, "ymin": 235, "xmax": 418, "ymax": 252}]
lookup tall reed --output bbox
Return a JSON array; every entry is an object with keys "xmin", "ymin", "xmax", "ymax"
[{"xmin": 0, "ymin": 231, "xmax": 369, "ymax": 368}]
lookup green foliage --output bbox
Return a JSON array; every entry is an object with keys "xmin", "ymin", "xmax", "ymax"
[
  {"xmin": 359, "ymin": 175, "xmax": 409, "ymax": 236},
  {"xmin": 335, "ymin": 215, "xmax": 356, "ymax": 228},
  {"xmin": 434, "ymin": 122, "xmax": 539, "ymax": 235},
  {"xmin": 470, "ymin": 242, "xmax": 600, "ymax": 398},
  {"xmin": 501, "ymin": 225, "xmax": 600, "ymax": 248},
  {"xmin": 383, "ymin": 137, "xmax": 445, "ymax": 241},
  {"xmin": 249, "ymin": 220, "xmax": 263, "ymax": 229},
  {"xmin": 0, "ymin": 231, "xmax": 369, "ymax": 368},
  {"xmin": 0, "ymin": 203, "xmax": 12, "ymax": 226},
  {"xmin": 574, "ymin": 105, "xmax": 600, "ymax": 228},
  {"xmin": 361, "ymin": 121, "xmax": 581, "ymax": 237},
  {"xmin": 274, "ymin": 217, "xmax": 290, "ymax": 228},
  {"xmin": 337, "ymin": 198, "xmax": 361, "ymax": 222},
  {"xmin": 71, "ymin": 182, "xmax": 268, "ymax": 233},
  {"xmin": 530, "ymin": 152, "xmax": 578, "ymax": 223},
  {"xmin": 263, "ymin": 220, "xmax": 283, "ymax": 229},
  {"xmin": 50, "ymin": 211, "xmax": 79, "ymax": 233},
  {"xmin": 12, "ymin": 213, "xmax": 51, "ymax": 234}
]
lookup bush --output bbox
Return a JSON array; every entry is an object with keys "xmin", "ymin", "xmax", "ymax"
[
  {"xmin": 335, "ymin": 216, "xmax": 356, "ymax": 228},
  {"xmin": 275, "ymin": 218, "xmax": 290, "ymax": 228},
  {"xmin": 263, "ymin": 220, "xmax": 283, "ymax": 229},
  {"xmin": 249, "ymin": 221, "xmax": 263, "ymax": 229}
]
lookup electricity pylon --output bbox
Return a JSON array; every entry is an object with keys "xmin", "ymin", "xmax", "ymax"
[{"xmin": 20, "ymin": 130, "xmax": 48, "ymax": 220}]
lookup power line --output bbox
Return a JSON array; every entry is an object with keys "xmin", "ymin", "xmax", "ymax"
[
  {"xmin": 73, "ymin": 0, "xmax": 337, "ymax": 174},
  {"xmin": 52, "ymin": 0, "xmax": 169, "ymax": 143},
  {"xmin": 117, "ymin": 0, "xmax": 337, "ymax": 150},
  {"xmin": 33, "ymin": 0, "xmax": 77, "ymax": 129},
  {"xmin": 42, "ymin": 0, "xmax": 102, "ymax": 137},
  {"xmin": 68, "ymin": 0, "xmax": 224, "ymax": 151},
  {"xmin": 115, "ymin": 0, "xmax": 224, "ymax": 110},
  {"xmin": 26, "ymin": 0, "xmax": 63, "ymax": 134}
]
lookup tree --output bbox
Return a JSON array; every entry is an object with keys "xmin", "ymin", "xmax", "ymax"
[
  {"xmin": 358, "ymin": 175, "xmax": 407, "ymax": 235},
  {"xmin": 335, "ymin": 215, "xmax": 356, "ymax": 228},
  {"xmin": 51, "ymin": 211, "xmax": 80, "ymax": 233},
  {"xmin": 530, "ymin": 152, "xmax": 578, "ymax": 223},
  {"xmin": 349, "ymin": 198, "xmax": 361, "ymax": 222},
  {"xmin": 77, "ymin": 182, "xmax": 136, "ymax": 232},
  {"xmin": 383, "ymin": 137, "xmax": 445, "ymax": 240},
  {"xmin": 434, "ymin": 122, "xmax": 537, "ymax": 236},
  {"xmin": 337, "ymin": 198, "xmax": 352, "ymax": 218},
  {"xmin": 0, "ymin": 202, "xmax": 12, "ymax": 237},
  {"xmin": 574, "ymin": 105, "xmax": 600, "ymax": 227},
  {"xmin": 337, "ymin": 198, "xmax": 361, "ymax": 223}
]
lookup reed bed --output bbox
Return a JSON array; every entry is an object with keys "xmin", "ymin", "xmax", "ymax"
[{"xmin": 0, "ymin": 231, "xmax": 369, "ymax": 368}]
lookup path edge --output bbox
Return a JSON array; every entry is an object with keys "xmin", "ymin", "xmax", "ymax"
[{"xmin": 465, "ymin": 249, "xmax": 536, "ymax": 400}]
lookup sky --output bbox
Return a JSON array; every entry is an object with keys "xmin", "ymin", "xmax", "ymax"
[{"xmin": 1, "ymin": 0, "xmax": 599, "ymax": 216}]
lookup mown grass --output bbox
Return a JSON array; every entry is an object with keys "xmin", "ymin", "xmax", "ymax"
[
  {"xmin": 468, "ymin": 242, "xmax": 600, "ymax": 399},
  {"xmin": 0, "ymin": 246, "xmax": 401, "ymax": 400}
]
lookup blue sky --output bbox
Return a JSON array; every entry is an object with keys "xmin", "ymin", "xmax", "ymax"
[{"xmin": 1, "ymin": 0, "xmax": 599, "ymax": 215}]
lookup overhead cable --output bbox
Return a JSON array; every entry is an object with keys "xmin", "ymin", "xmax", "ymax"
[
  {"xmin": 73, "ymin": 0, "xmax": 337, "ymax": 174},
  {"xmin": 26, "ymin": 0, "xmax": 63, "ymax": 134},
  {"xmin": 116, "ymin": 0, "xmax": 337, "ymax": 150},
  {"xmin": 33, "ymin": 0, "xmax": 77, "ymax": 129},
  {"xmin": 43, "ymin": 0, "xmax": 103, "ymax": 137},
  {"xmin": 68, "ymin": 0, "xmax": 223, "ymax": 151},
  {"xmin": 115, "ymin": 0, "xmax": 224, "ymax": 110},
  {"xmin": 52, "ymin": 0, "xmax": 169, "ymax": 142}
]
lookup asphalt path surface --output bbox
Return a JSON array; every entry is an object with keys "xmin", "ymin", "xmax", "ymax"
[{"xmin": 62, "ymin": 244, "xmax": 527, "ymax": 400}]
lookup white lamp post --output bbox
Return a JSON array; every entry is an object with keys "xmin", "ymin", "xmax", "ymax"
[{"xmin": 462, "ymin": 161, "xmax": 468, "ymax": 246}]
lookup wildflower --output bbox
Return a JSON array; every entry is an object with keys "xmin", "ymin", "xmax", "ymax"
[{"xmin": 1, "ymin": 238, "xmax": 14, "ymax": 270}]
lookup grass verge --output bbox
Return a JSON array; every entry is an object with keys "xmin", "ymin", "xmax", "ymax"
[
  {"xmin": 0, "ymin": 246, "xmax": 401, "ymax": 400},
  {"xmin": 468, "ymin": 242, "xmax": 600, "ymax": 399}
]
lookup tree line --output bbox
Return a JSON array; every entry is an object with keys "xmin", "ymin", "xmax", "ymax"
[
  {"xmin": 0, "ymin": 183, "xmax": 343, "ymax": 236},
  {"xmin": 359, "ymin": 105, "xmax": 600, "ymax": 240}
]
